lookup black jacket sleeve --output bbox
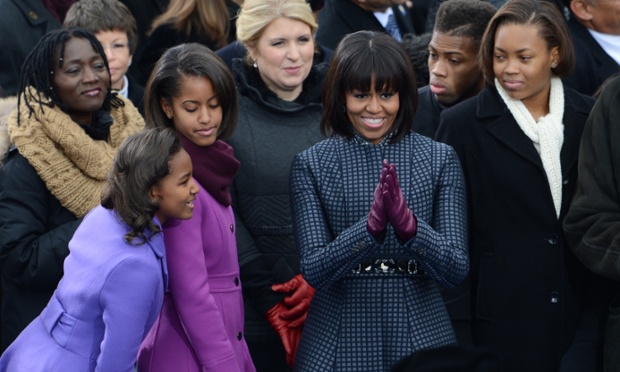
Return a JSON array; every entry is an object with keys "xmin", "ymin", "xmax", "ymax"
[{"xmin": 0, "ymin": 153, "xmax": 82, "ymax": 290}]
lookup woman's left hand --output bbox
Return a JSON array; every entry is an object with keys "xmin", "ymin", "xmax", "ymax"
[{"xmin": 383, "ymin": 163, "xmax": 418, "ymax": 242}]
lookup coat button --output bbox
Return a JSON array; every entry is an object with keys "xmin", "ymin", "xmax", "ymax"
[
  {"xmin": 237, "ymin": 331, "xmax": 243, "ymax": 340},
  {"xmin": 234, "ymin": 277, "xmax": 239, "ymax": 286},
  {"xmin": 547, "ymin": 234, "xmax": 559, "ymax": 245},
  {"xmin": 549, "ymin": 291, "xmax": 560, "ymax": 303},
  {"xmin": 230, "ymin": 224, "xmax": 234, "ymax": 232}
]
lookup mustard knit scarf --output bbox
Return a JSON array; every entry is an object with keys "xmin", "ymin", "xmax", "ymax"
[{"xmin": 8, "ymin": 89, "xmax": 144, "ymax": 217}]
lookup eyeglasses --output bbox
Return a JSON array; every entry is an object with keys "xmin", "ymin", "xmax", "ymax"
[{"xmin": 101, "ymin": 42, "xmax": 130, "ymax": 54}]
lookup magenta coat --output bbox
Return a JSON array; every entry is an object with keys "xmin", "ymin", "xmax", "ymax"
[{"xmin": 138, "ymin": 182, "xmax": 255, "ymax": 372}]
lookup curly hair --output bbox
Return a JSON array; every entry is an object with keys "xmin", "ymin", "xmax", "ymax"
[{"xmin": 101, "ymin": 127, "xmax": 183, "ymax": 245}]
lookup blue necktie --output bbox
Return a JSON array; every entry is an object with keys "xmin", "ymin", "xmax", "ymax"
[{"xmin": 385, "ymin": 13, "xmax": 402, "ymax": 42}]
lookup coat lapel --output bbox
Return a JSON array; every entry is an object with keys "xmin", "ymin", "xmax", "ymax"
[{"xmin": 479, "ymin": 87, "xmax": 545, "ymax": 171}]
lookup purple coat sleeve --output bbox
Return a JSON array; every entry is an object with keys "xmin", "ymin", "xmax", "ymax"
[{"xmin": 97, "ymin": 257, "xmax": 161, "ymax": 372}]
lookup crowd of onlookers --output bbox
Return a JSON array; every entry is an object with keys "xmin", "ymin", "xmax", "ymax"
[{"xmin": 0, "ymin": 0, "xmax": 619, "ymax": 371}]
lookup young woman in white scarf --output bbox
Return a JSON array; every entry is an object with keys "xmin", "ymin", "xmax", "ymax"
[
  {"xmin": 0, "ymin": 28, "xmax": 144, "ymax": 352},
  {"xmin": 435, "ymin": 0, "xmax": 606, "ymax": 370}
]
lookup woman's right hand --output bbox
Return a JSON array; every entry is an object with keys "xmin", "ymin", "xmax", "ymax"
[{"xmin": 367, "ymin": 160, "xmax": 389, "ymax": 238}]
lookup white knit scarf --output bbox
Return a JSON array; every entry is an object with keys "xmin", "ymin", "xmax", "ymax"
[{"xmin": 495, "ymin": 77, "xmax": 565, "ymax": 218}]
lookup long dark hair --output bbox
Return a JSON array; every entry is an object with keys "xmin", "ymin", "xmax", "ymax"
[
  {"xmin": 101, "ymin": 127, "xmax": 183, "ymax": 245},
  {"xmin": 16, "ymin": 27, "xmax": 123, "ymax": 125},
  {"xmin": 144, "ymin": 43, "xmax": 238, "ymax": 140}
]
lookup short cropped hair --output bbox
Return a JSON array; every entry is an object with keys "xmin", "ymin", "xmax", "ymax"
[
  {"xmin": 102, "ymin": 127, "xmax": 183, "ymax": 245},
  {"xmin": 479, "ymin": 0, "xmax": 575, "ymax": 85},
  {"xmin": 321, "ymin": 31, "xmax": 418, "ymax": 143},
  {"xmin": 144, "ymin": 43, "xmax": 238, "ymax": 140},
  {"xmin": 434, "ymin": 0, "xmax": 497, "ymax": 50},
  {"xmin": 63, "ymin": 0, "xmax": 138, "ymax": 54},
  {"xmin": 237, "ymin": 0, "xmax": 317, "ymax": 63}
]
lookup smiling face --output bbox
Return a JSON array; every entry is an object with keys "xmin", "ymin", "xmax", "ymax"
[
  {"xmin": 493, "ymin": 23, "xmax": 558, "ymax": 115},
  {"xmin": 52, "ymin": 37, "xmax": 110, "ymax": 125},
  {"xmin": 345, "ymin": 81, "xmax": 400, "ymax": 144},
  {"xmin": 95, "ymin": 29, "xmax": 132, "ymax": 90},
  {"xmin": 151, "ymin": 148, "xmax": 199, "ymax": 225},
  {"xmin": 249, "ymin": 17, "xmax": 315, "ymax": 101},
  {"xmin": 161, "ymin": 76, "xmax": 223, "ymax": 148},
  {"xmin": 428, "ymin": 32, "xmax": 484, "ymax": 106}
]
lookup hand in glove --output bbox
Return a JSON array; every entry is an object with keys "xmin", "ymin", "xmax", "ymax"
[
  {"xmin": 286, "ymin": 323, "xmax": 303, "ymax": 367},
  {"xmin": 266, "ymin": 302, "xmax": 294, "ymax": 361},
  {"xmin": 367, "ymin": 160, "xmax": 389, "ymax": 238},
  {"xmin": 383, "ymin": 163, "xmax": 418, "ymax": 242},
  {"xmin": 272, "ymin": 274, "xmax": 315, "ymax": 328}
]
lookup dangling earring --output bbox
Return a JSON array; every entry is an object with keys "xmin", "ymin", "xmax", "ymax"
[
  {"xmin": 253, "ymin": 60, "xmax": 258, "ymax": 69},
  {"xmin": 551, "ymin": 62, "xmax": 557, "ymax": 69}
]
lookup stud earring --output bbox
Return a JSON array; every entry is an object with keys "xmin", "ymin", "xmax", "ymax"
[
  {"xmin": 253, "ymin": 61, "xmax": 258, "ymax": 69},
  {"xmin": 551, "ymin": 63, "xmax": 557, "ymax": 68}
]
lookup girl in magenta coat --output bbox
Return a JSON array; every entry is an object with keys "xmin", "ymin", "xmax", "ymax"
[{"xmin": 137, "ymin": 43, "xmax": 255, "ymax": 372}]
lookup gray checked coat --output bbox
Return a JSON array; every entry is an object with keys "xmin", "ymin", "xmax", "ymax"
[{"xmin": 289, "ymin": 131, "xmax": 469, "ymax": 371}]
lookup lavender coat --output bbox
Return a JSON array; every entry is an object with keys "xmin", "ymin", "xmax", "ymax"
[
  {"xmin": 0, "ymin": 205, "xmax": 168, "ymax": 372},
  {"xmin": 138, "ymin": 183, "xmax": 255, "ymax": 372}
]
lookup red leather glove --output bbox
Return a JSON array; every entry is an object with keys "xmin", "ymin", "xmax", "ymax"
[
  {"xmin": 367, "ymin": 160, "xmax": 389, "ymax": 238},
  {"xmin": 265, "ymin": 302, "xmax": 294, "ymax": 360},
  {"xmin": 383, "ymin": 163, "xmax": 418, "ymax": 242},
  {"xmin": 286, "ymin": 324, "xmax": 303, "ymax": 367},
  {"xmin": 272, "ymin": 274, "xmax": 315, "ymax": 328}
]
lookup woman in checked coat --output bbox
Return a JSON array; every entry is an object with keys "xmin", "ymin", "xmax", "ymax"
[{"xmin": 289, "ymin": 31, "xmax": 469, "ymax": 371}]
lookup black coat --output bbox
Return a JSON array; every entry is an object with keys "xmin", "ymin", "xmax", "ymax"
[
  {"xmin": 119, "ymin": 0, "xmax": 169, "ymax": 82},
  {"xmin": 412, "ymin": 85, "xmax": 444, "ymax": 139},
  {"xmin": 564, "ymin": 74, "xmax": 620, "ymax": 371},
  {"xmin": 316, "ymin": 0, "xmax": 417, "ymax": 50},
  {"xmin": 0, "ymin": 151, "xmax": 82, "ymax": 352},
  {"xmin": 0, "ymin": 0, "xmax": 61, "ymax": 95},
  {"xmin": 126, "ymin": 75, "xmax": 145, "ymax": 116},
  {"xmin": 436, "ymin": 85, "xmax": 600, "ymax": 371},
  {"xmin": 563, "ymin": 17, "xmax": 620, "ymax": 96},
  {"xmin": 134, "ymin": 0, "xmax": 239, "ymax": 85}
]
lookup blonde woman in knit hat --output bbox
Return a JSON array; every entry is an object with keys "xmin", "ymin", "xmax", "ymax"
[
  {"xmin": 435, "ymin": 0, "xmax": 605, "ymax": 370},
  {"xmin": 0, "ymin": 27, "xmax": 144, "ymax": 353}
]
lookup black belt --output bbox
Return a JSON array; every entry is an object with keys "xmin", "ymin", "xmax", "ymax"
[{"xmin": 351, "ymin": 258, "xmax": 427, "ymax": 276}]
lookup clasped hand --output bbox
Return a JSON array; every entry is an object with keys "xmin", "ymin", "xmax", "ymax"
[
  {"xmin": 266, "ymin": 274, "xmax": 315, "ymax": 367},
  {"xmin": 367, "ymin": 160, "xmax": 418, "ymax": 242}
]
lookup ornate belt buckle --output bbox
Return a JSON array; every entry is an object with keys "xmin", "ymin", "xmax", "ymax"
[{"xmin": 376, "ymin": 259, "xmax": 395, "ymax": 273}]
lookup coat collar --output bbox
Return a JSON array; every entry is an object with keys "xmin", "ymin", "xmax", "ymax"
[{"xmin": 478, "ymin": 85, "xmax": 592, "ymax": 177}]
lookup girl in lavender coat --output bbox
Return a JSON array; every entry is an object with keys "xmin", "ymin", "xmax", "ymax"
[
  {"xmin": 138, "ymin": 43, "xmax": 255, "ymax": 372},
  {"xmin": 0, "ymin": 128, "xmax": 200, "ymax": 372}
]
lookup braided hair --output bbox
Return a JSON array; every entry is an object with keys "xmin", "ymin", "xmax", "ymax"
[{"xmin": 16, "ymin": 27, "xmax": 124, "ymax": 125}]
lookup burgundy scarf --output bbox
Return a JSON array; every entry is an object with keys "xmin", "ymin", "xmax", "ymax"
[{"xmin": 179, "ymin": 135, "xmax": 239, "ymax": 206}]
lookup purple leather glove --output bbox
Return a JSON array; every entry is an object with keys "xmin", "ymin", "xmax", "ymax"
[
  {"xmin": 383, "ymin": 163, "xmax": 418, "ymax": 242},
  {"xmin": 367, "ymin": 160, "xmax": 389, "ymax": 238},
  {"xmin": 272, "ymin": 274, "xmax": 315, "ymax": 328}
]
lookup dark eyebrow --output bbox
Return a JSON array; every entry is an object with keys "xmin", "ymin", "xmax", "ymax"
[{"xmin": 494, "ymin": 46, "xmax": 532, "ymax": 54}]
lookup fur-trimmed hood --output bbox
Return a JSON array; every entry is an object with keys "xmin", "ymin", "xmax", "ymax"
[{"xmin": 0, "ymin": 96, "xmax": 17, "ymax": 165}]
